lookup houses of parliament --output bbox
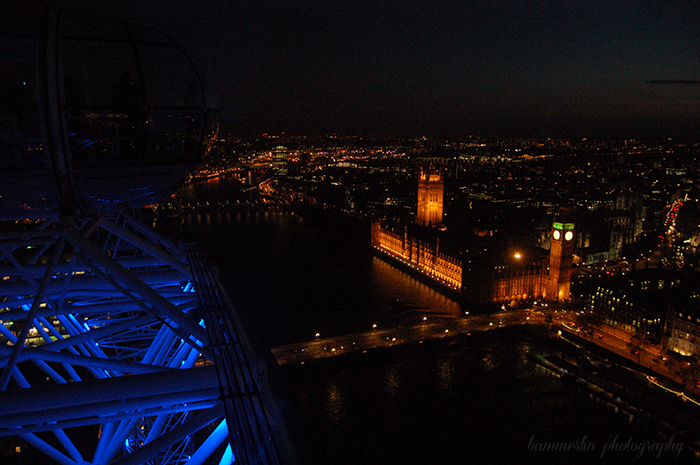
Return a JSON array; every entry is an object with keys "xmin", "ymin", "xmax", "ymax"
[{"xmin": 371, "ymin": 166, "xmax": 574, "ymax": 305}]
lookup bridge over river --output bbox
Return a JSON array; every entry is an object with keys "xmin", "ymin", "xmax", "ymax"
[{"xmin": 272, "ymin": 311, "xmax": 536, "ymax": 365}]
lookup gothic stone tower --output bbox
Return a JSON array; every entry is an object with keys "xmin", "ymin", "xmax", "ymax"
[
  {"xmin": 416, "ymin": 166, "xmax": 444, "ymax": 227},
  {"xmin": 548, "ymin": 217, "xmax": 575, "ymax": 301}
]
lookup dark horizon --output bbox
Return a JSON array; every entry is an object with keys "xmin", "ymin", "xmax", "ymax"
[
  {"xmin": 223, "ymin": 114, "xmax": 700, "ymax": 141},
  {"xmin": 180, "ymin": 0, "xmax": 700, "ymax": 140},
  {"xmin": 12, "ymin": 1, "xmax": 700, "ymax": 139}
]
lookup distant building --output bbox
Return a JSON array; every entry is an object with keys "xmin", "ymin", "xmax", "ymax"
[
  {"xmin": 575, "ymin": 191, "xmax": 645, "ymax": 265},
  {"xmin": 588, "ymin": 272, "xmax": 669, "ymax": 344},
  {"xmin": 666, "ymin": 308, "xmax": 700, "ymax": 357},
  {"xmin": 415, "ymin": 166, "xmax": 445, "ymax": 229},
  {"xmin": 371, "ymin": 169, "xmax": 575, "ymax": 305},
  {"xmin": 272, "ymin": 145, "xmax": 288, "ymax": 175},
  {"xmin": 663, "ymin": 274, "xmax": 700, "ymax": 356}
]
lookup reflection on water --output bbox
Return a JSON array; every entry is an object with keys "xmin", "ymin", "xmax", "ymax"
[
  {"xmin": 371, "ymin": 256, "xmax": 461, "ymax": 321},
  {"xmin": 384, "ymin": 368, "xmax": 400, "ymax": 405},
  {"xmin": 183, "ymin": 208, "xmax": 464, "ymax": 346},
  {"xmin": 285, "ymin": 326, "xmax": 669, "ymax": 465},
  {"xmin": 485, "ymin": 353, "xmax": 499, "ymax": 371},
  {"xmin": 176, "ymin": 177, "xmax": 681, "ymax": 464},
  {"xmin": 324, "ymin": 382, "xmax": 346, "ymax": 432},
  {"xmin": 437, "ymin": 359, "xmax": 455, "ymax": 399}
]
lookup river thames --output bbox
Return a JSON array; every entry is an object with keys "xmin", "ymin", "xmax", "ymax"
[{"xmin": 176, "ymin": 177, "xmax": 693, "ymax": 464}]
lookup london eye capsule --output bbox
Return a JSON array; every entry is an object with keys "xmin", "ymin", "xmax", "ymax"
[{"xmin": 0, "ymin": 5, "xmax": 216, "ymax": 220}]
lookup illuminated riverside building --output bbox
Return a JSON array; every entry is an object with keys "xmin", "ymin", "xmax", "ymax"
[
  {"xmin": 371, "ymin": 170, "xmax": 575, "ymax": 304},
  {"xmin": 415, "ymin": 166, "xmax": 445, "ymax": 228},
  {"xmin": 371, "ymin": 222, "xmax": 462, "ymax": 291},
  {"xmin": 466, "ymin": 258, "xmax": 549, "ymax": 304},
  {"xmin": 585, "ymin": 270, "xmax": 700, "ymax": 347},
  {"xmin": 588, "ymin": 278, "xmax": 666, "ymax": 344}
]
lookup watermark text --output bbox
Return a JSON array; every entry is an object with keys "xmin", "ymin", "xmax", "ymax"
[{"xmin": 528, "ymin": 435, "xmax": 683, "ymax": 459}]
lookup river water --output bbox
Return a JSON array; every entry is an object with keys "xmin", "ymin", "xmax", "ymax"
[
  {"xmin": 178, "ymin": 177, "xmax": 464, "ymax": 348},
  {"xmin": 176, "ymin": 177, "xmax": 689, "ymax": 465}
]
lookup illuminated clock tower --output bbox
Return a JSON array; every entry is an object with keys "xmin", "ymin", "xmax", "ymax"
[
  {"xmin": 548, "ymin": 218, "xmax": 575, "ymax": 301},
  {"xmin": 416, "ymin": 166, "xmax": 444, "ymax": 228}
]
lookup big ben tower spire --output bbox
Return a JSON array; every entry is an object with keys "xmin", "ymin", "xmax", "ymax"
[{"xmin": 548, "ymin": 211, "xmax": 575, "ymax": 301}]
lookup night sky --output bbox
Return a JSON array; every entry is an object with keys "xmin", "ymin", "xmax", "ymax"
[{"xmin": 36, "ymin": 1, "xmax": 700, "ymax": 137}]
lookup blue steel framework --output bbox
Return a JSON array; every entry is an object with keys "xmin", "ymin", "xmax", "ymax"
[
  {"xmin": 1, "ymin": 4, "xmax": 295, "ymax": 463},
  {"xmin": 0, "ymin": 211, "xmax": 293, "ymax": 464}
]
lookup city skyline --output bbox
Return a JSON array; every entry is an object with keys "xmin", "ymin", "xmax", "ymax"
[{"xmin": 4, "ymin": 3, "xmax": 700, "ymax": 463}]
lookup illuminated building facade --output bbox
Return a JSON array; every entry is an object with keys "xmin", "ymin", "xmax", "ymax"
[
  {"xmin": 372, "ymin": 171, "xmax": 575, "ymax": 304},
  {"xmin": 372, "ymin": 219, "xmax": 573, "ymax": 304},
  {"xmin": 371, "ymin": 222, "xmax": 462, "ymax": 291},
  {"xmin": 663, "ymin": 274, "xmax": 700, "ymax": 356},
  {"xmin": 666, "ymin": 309, "xmax": 700, "ymax": 356},
  {"xmin": 587, "ymin": 271, "xmax": 700, "ymax": 353},
  {"xmin": 588, "ymin": 272, "xmax": 671, "ymax": 344},
  {"xmin": 415, "ymin": 166, "xmax": 444, "ymax": 228},
  {"xmin": 548, "ymin": 220, "xmax": 576, "ymax": 301},
  {"xmin": 490, "ymin": 263, "xmax": 549, "ymax": 302},
  {"xmin": 272, "ymin": 145, "xmax": 288, "ymax": 175}
]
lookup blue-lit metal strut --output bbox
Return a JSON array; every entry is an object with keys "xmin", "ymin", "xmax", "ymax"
[{"xmin": 0, "ymin": 212, "xmax": 295, "ymax": 464}]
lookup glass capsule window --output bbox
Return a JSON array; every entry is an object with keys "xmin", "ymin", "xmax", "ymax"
[{"xmin": 0, "ymin": 9, "xmax": 215, "ymax": 218}]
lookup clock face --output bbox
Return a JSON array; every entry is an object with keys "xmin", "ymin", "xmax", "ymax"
[
  {"xmin": 564, "ymin": 231, "xmax": 574, "ymax": 241},
  {"xmin": 553, "ymin": 230, "xmax": 561, "ymax": 240}
]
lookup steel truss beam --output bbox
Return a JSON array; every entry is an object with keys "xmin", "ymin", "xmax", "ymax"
[{"xmin": 0, "ymin": 211, "xmax": 296, "ymax": 464}]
